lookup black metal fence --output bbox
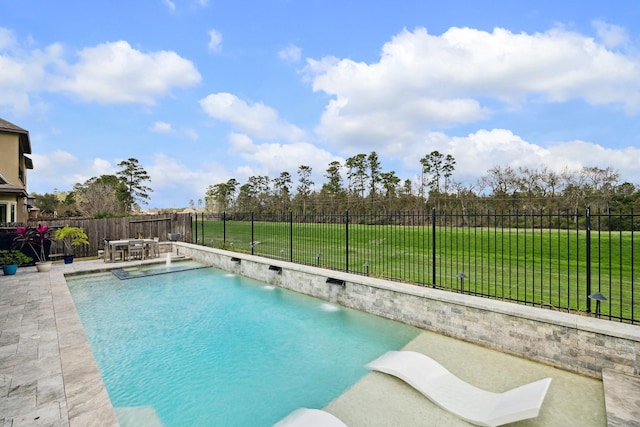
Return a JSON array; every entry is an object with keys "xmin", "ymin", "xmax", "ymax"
[{"xmin": 191, "ymin": 209, "xmax": 639, "ymax": 324}]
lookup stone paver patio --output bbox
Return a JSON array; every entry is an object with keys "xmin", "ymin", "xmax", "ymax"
[{"xmin": 1, "ymin": 259, "xmax": 153, "ymax": 426}]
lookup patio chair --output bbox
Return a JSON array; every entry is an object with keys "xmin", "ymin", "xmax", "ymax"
[
  {"xmin": 146, "ymin": 237, "xmax": 160, "ymax": 258},
  {"xmin": 111, "ymin": 241, "xmax": 128, "ymax": 262},
  {"xmin": 274, "ymin": 408, "xmax": 347, "ymax": 427},
  {"xmin": 128, "ymin": 239, "xmax": 145, "ymax": 260},
  {"xmin": 366, "ymin": 351, "xmax": 552, "ymax": 427},
  {"xmin": 103, "ymin": 239, "xmax": 111, "ymax": 262}
]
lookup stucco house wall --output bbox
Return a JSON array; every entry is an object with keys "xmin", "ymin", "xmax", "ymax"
[{"xmin": 0, "ymin": 118, "xmax": 33, "ymax": 223}]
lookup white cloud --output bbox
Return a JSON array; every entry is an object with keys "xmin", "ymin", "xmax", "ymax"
[
  {"xmin": 226, "ymin": 133, "xmax": 340, "ymax": 185},
  {"xmin": 307, "ymin": 25, "xmax": 640, "ymax": 152},
  {"xmin": 0, "ymin": 32, "xmax": 202, "ymax": 110},
  {"xmin": 0, "ymin": 27, "xmax": 16, "ymax": 49},
  {"xmin": 28, "ymin": 152, "xmax": 117, "ymax": 192},
  {"xmin": 278, "ymin": 44, "xmax": 301, "ymax": 62},
  {"xmin": 146, "ymin": 153, "xmax": 228, "ymax": 206},
  {"xmin": 150, "ymin": 121, "xmax": 173, "ymax": 133},
  {"xmin": 30, "ymin": 150, "xmax": 78, "ymax": 176},
  {"xmin": 0, "ymin": 33, "xmax": 64, "ymax": 114},
  {"xmin": 228, "ymin": 132, "xmax": 254, "ymax": 152},
  {"xmin": 316, "ymin": 96, "xmax": 488, "ymax": 152},
  {"xmin": 387, "ymin": 129, "xmax": 551, "ymax": 184},
  {"xmin": 54, "ymin": 41, "xmax": 201, "ymax": 104},
  {"xmin": 66, "ymin": 158, "xmax": 117, "ymax": 187},
  {"xmin": 208, "ymin": 29, "xmax": 222, "ymax": 53},
  {"xmin": 199, "ymin": 92, "xmax": 306, "ymax": 141},
  {"xmin": 183, "ymin": 129, "xmax": 199, "ymax": 140},
  {"xmin": 328, "ymin": 26, "xmax": 640, "ymax": 107},
  {"xmin": 390, "ymin": 128, "xmax": 640, "ymax": 187},
  {"xmin": 149, "ymin": 121, "xmax": 199, "ymax": 139},
  {"xmin": 547, "ymin": 140, "xmax": 640, "ymax": 183},
  {"xmin": 29, "ymin": 151, "xmax": 217, "ymax": 208},
  {"xmin": 592, "ymin": 20, "xmax": 628, "ymax": 48},
  {"xmin": 446, "ymin": 129, "xmax": 558, "ymax": 180},
  {"xmin": 163, "ymin": 0, "xmax": 176, "ymax": 11},
  {"xmin": 90, "ymin": 158, "xmax": 115, "ymax": 176}
]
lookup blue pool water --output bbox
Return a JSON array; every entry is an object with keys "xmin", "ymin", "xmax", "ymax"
[{"xmin": 67, "ymin": 264, "xmax": 419, "ymax": 426}]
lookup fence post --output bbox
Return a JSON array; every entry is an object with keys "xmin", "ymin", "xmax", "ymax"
[
  {"xmin": 201, "ymin": 213, "xmax": 205, "ymax": 245},
  {"xmin": 194, "ymin": 213, "xmax": 199, "ymax": 244},
  {"xmin": 251, "ymin": 212, "xmax": 255, "ymax": 255},
  {"xmin": 586, "ymin": 206, "xmax": 592, "ymax": 313},
  {"xmin": 186, "ymin": 214, "xmax": 191, "ymax": 243},
  {"xmin": 223, "ymin": 212, "xmax": 226, "ymax": 245},
  {"xmin": 345, "ymin": 210, "xmax": 349, "ymax": 272},
  {"xmin": 432, "ymin": 208, "xmax": 436, "ymax": 287},
  {"xmin": 289, "ymin": 211, "xmax": 293, "ymax": 262}
]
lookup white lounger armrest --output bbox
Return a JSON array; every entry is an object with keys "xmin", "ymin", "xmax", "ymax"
[
  {"xmin": 366, "ymin": 351, "xmax": 551, "ymax": 427},
  {"xmin": 274, "ymin": 408, "xmax": 348, "ymax": 427}
]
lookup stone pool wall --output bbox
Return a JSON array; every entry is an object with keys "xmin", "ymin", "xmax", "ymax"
[{"xmin": 177, "ymin": 243, "xmax": 640, "ymax": 379}]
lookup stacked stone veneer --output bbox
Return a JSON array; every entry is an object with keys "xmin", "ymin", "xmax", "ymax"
[{"xmin": 177, "ymin": 243, "xmax": 640, "ymax": 379}]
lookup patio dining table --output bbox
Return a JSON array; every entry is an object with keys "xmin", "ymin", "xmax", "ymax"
[{"xmin": 104, "ymin": 238, "xmax": 158, "ymax": 262}]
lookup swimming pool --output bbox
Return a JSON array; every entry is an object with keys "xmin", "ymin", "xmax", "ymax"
[{"xmin": 67, "ymin": 263, "xmax": 419, "ymax": 426}]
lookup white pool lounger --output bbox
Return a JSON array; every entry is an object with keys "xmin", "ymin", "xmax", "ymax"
[
  {"xmin": 366, "ymin": 351, "xmax": 552, "ymax": 427},
  {"xmin": 274, "ymin": 408, "xmax": 348, "ymax": 427}
]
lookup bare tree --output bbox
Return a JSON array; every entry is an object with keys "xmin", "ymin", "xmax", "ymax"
[
  {"xmin": 74, "ymin": 180, "xmax": 122, "ymax": 217},
  {"xmin": 583, "ymin": 166, "xmax": 620, "ymax": 211},
  {"xmin": 479, "ymin": 165, "xmax": 519, "ymax": 211}
]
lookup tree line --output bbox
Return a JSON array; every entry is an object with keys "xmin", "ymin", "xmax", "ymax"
[
  {"xmin": 30, "ymin": 158, "xmax": 153, "ymax": 218},
  {"xmin": 205, "ymin": 151, "xmax": 640, "ymax": 215},
  {"xmin": 28, "ymin": 153, "xmax": 639, "ymax": 219}
]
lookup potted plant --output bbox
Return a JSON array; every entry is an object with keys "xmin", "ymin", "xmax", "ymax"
[
  {"xmin": 13, "ymin": 225, "xmax": 54, "ymax": 272},
  {"xmin": 54, "ymin": 225, "xmax": 89, "ymax": 264},
  {"xmin": 0, "ymin": 250, "xmax": 33, "ymax": 275}
]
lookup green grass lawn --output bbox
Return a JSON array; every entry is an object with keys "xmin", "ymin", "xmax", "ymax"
[{"xmin": 193, "ymin": 219, "xmax": 638, "ymax": 322}]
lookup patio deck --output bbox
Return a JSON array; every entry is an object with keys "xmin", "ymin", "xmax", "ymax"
[{"xmin": 1, "ymin": 259, "xmax": 638, "ymax": 426}]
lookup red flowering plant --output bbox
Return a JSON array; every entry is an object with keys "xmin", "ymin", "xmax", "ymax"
[{"xmin": 13, "ymin": 225, "xmax": 53, "ymax": 263}]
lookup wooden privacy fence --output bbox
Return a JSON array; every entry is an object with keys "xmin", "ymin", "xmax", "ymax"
[{"xmin": 26, "ymin": 213, "xmax": 192, "ymax": 258}]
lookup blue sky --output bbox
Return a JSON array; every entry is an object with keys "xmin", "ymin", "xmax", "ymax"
[{"xmin": 1, "ymin": 0, "xmax": 640, "ymax": 208}]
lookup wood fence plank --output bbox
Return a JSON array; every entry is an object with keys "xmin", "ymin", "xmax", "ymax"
[{"xmin": 25, "ymin": 213, "xmax": 192, "ymax": 258}]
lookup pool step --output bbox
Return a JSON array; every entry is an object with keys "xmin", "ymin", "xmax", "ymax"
[
  {"xmin": 602, "ymin": 369, "xmax": 640, "ymax": 426},
  {"xmin": 115, "ymin": 406, "xmax": 164, "ymax": 427}
]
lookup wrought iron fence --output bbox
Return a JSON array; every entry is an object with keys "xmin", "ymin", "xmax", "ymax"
[{"xmin": 191, "ymin": 208, "xmax": 639, "ymax": 324}]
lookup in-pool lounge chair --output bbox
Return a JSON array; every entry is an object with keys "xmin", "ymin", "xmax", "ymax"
[
  {"xmin": 366, "ymin": 351, "xmax": 552, "ymax": 427},
  {"xmin": 274, "ymin": 408, "xmax": 347, "ymax": 427}
]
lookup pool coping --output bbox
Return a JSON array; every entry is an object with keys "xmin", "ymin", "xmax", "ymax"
[
  {"xmin": 55, "ymin": 258, "xmax": 183, "ymax": 426},
  {"xmin": 51, "ymin": 264, "xmax": 119, "ymax": 426}
]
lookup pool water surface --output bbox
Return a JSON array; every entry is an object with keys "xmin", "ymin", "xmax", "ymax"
[{"xmin": 67, "ymin": 265, "xmax": 419, "ymax": 426}]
